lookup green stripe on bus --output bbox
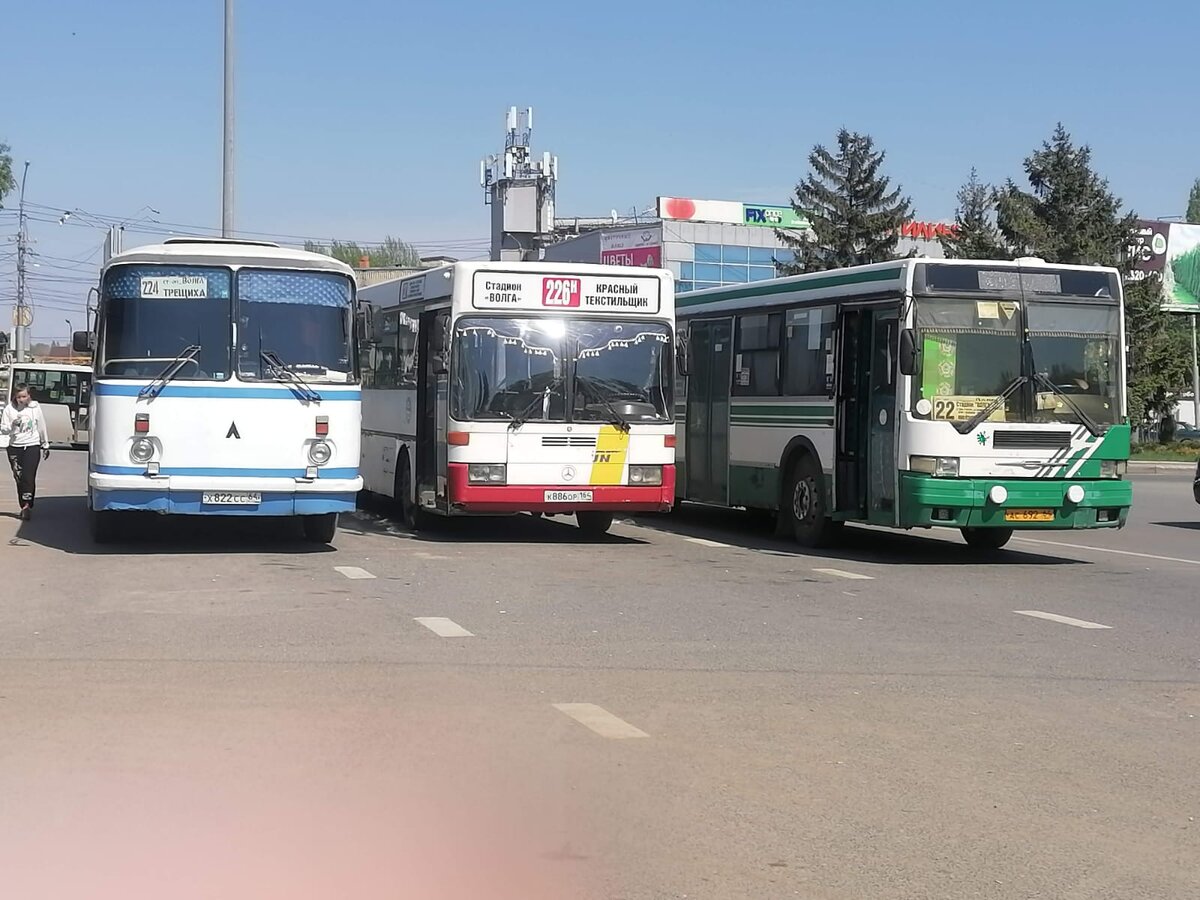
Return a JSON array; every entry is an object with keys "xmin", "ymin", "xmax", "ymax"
[{"xmin": 678, "ymin": 266, "xmax": 905, "ymax": 309}]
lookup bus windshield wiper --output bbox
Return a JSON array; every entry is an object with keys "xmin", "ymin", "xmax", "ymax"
[
  {"xmin": 261, "ymin": 350, "xmax": 322, "ymax": 402},
  {"xmin": 575, "ymin": 375, "xmax": 631, "ymax": 433},
  {"xmin": 959, "ymin": 375, "xmax": 1026, "ymax": 434},
  {"xmin": 508, "ymin": 378, "xmax": 564, "ymax": 431},
  {"xmin": 1034, "ymin": 372, "xmax": 1104, "ymax": 436},
  {"xmin": 139, "ymin": 345, "xmax": 202, "ymax": 399}
]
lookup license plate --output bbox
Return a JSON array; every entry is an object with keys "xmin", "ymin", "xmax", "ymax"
[
  {"xmin": 202, "ymin": 491, "xmax": 262, "ymax": 506},
  {"xmin": 544, "ymin": 490, "xmax": 593, "ymax": 503},
  {"xmin": 1005, "ymin": 508, "xmax": 1054, "ymax": 522}
]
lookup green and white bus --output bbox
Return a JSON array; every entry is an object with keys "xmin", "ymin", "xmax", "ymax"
[{"xmin": 674, "ymin": 257, "xmax": 1131, "ymax": 550}]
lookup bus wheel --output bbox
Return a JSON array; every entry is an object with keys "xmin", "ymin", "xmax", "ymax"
[
  {"xmin": 90, "ymin": 509, "xmax": 121, "ymax": 544},
  {"xmin": 302, "ymin": 513, "xmax": 338, "ymax": 544},
  {"xmin": 396, "ymin": 455, "xmax": 426, "ymax": 531},
  {"xmin": 784, "ymin": 455, "xmax": 841, "ymax": 548},
  {"xmin": 961, "ymin": 527, "xmax": 1013, "ymax": 551},
  {"xmin": 576, "ymin": 511, "xmax": 614, "ymax": 538}
]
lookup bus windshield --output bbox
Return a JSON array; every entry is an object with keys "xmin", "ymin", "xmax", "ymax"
[
  {"xmin": 236, "ymin": 269, "xmax": 355, "ymax": 383},
  {"xmin": 451, "ymin": 317, "xmax": 673, "ymax": 423},
  {"xmin": 99, "ymin": 265, "xmax": 233, "ymax": 379},
  {"xmin": 913, "ymin": 297, "xmax": 1022, "ymax": 424},
  {"xmin": 913, "ymin": 296, "xmax": 1121, "ymax": 427}
]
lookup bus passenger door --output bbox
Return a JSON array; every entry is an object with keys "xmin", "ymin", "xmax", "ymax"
[
  {"xmin": 835, "ymin": 309, "xmax": 868, "ymax": 518},
  {"xmin": 416, "ymin": 310, "xmax": 448, "ymax": 510},
  {"xmin": 685, "ymin": 318, "xmax": 733, "ymax": 505},
  {"xmin": 866, "ymin": 309, "xmax": 899, "ymax": 523}
]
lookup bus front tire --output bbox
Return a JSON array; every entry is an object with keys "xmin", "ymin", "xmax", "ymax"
[
  {"xmin": 302, "ymin": 513, "xmax": 338, "ymax": 544},
  {"xmin": 961, "ymin": 526, "xmax": 1013, "ymax": 551},
  {"xmin": 784, "ymin": 455, "xmax": 841, "ymax": 548},
  {"xmin": 576, "ymin": 511, "xmax": 614, "ymax": 538},
  {"xmin": 90, "ymin": 509, "xmax": 121, "ymax": 544}
]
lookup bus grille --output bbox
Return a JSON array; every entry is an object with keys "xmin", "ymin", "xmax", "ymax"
[
  {"xmin": 992, "ymin": 430, "xmax": 1073, "ymax": 449},
  {"xmin": 541, "ymin": 436, "xmax": 598, "ymax": 448}
]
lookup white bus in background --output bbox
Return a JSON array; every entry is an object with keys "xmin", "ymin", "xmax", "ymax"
[
  {"xmin": 2, "ymin": 361, "xmax": 92, "ymax": 448},
  {"xmin": 79, "ymin": 238, "xmax": 362, "ymax": 543},
  {"xmin": 357, "ymin": 261, "xmax": 676, "ymax": 536}
]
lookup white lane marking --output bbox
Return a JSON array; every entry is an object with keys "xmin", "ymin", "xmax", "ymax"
[
  {"xmin": 1014, "ymin": 610, "xmax": 1112, "ymax": 630},
  {"xmin": 1013, "ymin": 537, "xmax": 1200, "ymax": 567},
  {"xmin": 414, "ymin": 616, "xmax": 475, "ymax": 637},
  {"xmin": 813, "ymin": 567, "xmax": 874, "ymax": 580},
  {"xmin": 685, "ymin": 536, "xmax": 733, "ymax": 549},
  {"xmin": 553, "ymin": 703, "xmax": 649, "ymax": 739},
  {"xmin": 334, "ymin": 566, "xmax": 376, "ymax": 580}
]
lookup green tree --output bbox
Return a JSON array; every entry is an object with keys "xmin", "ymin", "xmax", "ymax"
[
  {"xmin": 940, "ymin": 168, "xmax": 1009, "ymax": 260},
  {"xmin": 0, "ymin": 141, "xmax": 15, "ymax": 208},
  {"xmin": 1186, "ymin": 178, "xmax": 1200, "ymax": 224},
  {"xmin": 1123, "ymin": 277, "xmax": 1191, "ymax": 427},
  {"xmin": 304, "ymin": 234, "xmax": 421, "ymax": 268},
  {"xmin": 995, "ymin": 123, "xmax": 1135, "ymax": 266},
  {"xmin": 777, "ymin": 128, "xmax": 913, "ymax": 274}
]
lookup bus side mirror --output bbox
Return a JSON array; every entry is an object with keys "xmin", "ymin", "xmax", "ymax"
[
  {"xmin": 431, "ymin": 317, "xmax": 450, "ymax": 374},
  {"xmin": 899, "ymin": 328, "xmax": 918, "ymax": 376},
  {"xmin": 357, "ymin": 304, "xmax": 381, "ymax": 345},
  {"xmin": 675, "ymin": 338, "xmax": 689, "ymax": 376},
  {"xmin": 73, "ymin": 331, "xmax": 94, "ymax": 353}
]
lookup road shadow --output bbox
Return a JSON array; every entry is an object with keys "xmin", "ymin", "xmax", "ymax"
[
  {"xmin": 1152, "ymin": 521, "xmax": 1200, "ymax": 531},
  {"xmin": 630, "ymin": 502, "xmax": 1085, "ymax": 567},
  {"xmin": 346, "ymin": 495, "xmax": 648, "ymax": 546},
  {"xmin": 10, "ymin": 495, "xmax": 338, "ymax": 556}
]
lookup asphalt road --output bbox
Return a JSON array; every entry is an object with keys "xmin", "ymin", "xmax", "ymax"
[{"xmin": 1, "ymin": 453, "xmax": 1197, "ymax": 899}]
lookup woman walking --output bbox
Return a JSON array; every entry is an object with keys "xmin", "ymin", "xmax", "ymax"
[{"xmin": 1, "ymin": 383, "xmax": 50, "ymax": 520}]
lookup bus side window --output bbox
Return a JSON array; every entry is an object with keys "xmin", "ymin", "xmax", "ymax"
[{"xmin": 783, "ymin": 306, "xmax": 835, "ymax": 397}]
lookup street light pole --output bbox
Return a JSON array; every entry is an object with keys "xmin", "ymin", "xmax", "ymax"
[
  {"xmin": 14, "ymin": 161, "xmax": 31, "ymax": 363},
  {"xmin": 221, "ymin": 0, "xmax": 235, "ymax": 237}
]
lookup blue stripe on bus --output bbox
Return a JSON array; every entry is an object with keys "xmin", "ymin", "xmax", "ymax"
[
  {"xmin": 92, "ymin": 489, "xmax": 357, "ymax": 516},
  {"xmin": 94, "ymin": 464, "xmax": 359, "ymax": 479},
  {"xmin": 93, "ymin": 383, "xmax": 361, "ymax": 400}
]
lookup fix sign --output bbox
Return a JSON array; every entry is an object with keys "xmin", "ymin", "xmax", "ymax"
[{"xmin": 471, "ymin": 271, "xmax": 661, "ymax": 313}]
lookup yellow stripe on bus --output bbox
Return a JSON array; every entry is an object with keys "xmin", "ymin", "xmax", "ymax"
[{"xmin": 588, "ymin": 425, "xmax": 630, "ymax": 485}]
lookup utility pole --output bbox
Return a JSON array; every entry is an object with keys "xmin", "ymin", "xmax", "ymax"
[
  {"xmin": 14, "ymin": 160, "xmax": 31, "ymax": 362},
  {"xmin": 221, "ymin": 0, "xmax": 235, "ymax": 237}
]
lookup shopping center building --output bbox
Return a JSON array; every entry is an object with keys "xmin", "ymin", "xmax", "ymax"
[{"xmin": 544, "ymin": 196, "xmax": 952, "ymax": 291}]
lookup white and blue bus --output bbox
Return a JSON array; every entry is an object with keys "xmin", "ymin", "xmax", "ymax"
[{"xmin": 77, "ymin": 238, "xmax": 362, "ymax": 543}]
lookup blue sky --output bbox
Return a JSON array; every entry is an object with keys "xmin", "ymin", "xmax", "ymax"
[{"xmin": 3, "ymin": 0, "xmax": 1199, "ymax": 339}]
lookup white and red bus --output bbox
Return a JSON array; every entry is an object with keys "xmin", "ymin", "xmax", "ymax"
[{"xmin": 357, "ymin": 261, "xmax": 676, "ymax": 536}]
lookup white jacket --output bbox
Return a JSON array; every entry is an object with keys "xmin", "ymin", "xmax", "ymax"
[{"xmin": 0, "ymin": 400, "xmax": 50, "ymax": 449}]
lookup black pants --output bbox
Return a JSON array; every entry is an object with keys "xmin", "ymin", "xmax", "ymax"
[{"xmin": 7, "ymin": 446, "xmax": 41, "ymax": 508}]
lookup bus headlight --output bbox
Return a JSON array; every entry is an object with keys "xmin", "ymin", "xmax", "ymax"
[
  {"xmin": 909, "ymin": 455, "xmax": 959, "ymax": 477},
  {"xmin": 130, "ymin": 438, "xmax": 155, "ymax": 463},
  {"xmin": 468, "ymin": 463, "xmax": 506, "ymax": 484},
  {"xmin": 308, "ymin": 440, "xmax": 333, "ymax": 466},
  {"xmin": 1100, "ymin": 459, "xmax": 1126, "ymax": 478},
  {"xmin": 628, "ymin": 465, "xmax": 663, "ymax": 485}
]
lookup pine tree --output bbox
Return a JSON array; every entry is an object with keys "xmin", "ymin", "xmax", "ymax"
[
  {"xmin": 777, "ymin": 129, "xmax": 913, "ymax": 274},
  {"xmin": 995, "ymin": 123, "xmax": 1135, "ymax": 265},
  {"xmin": 1186, "ymin": 178, "xmax": 1200, "ymax": 224},
  {"xmin": 940, "ymin": 168, "xmax": 1009, "ymax": 260},
  {"xmin": 1123, "ymin": 277, "xmax": 1191, "ymax": 427}
]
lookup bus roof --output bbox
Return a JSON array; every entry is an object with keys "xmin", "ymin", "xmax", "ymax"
[
  {"xmin": 104, "ymin": 238, "xmax": 357, "ymax": 278},
  {"xmin": 358, "ymin": 260, "xmax": 676, "ymax": 313},
  {"xmin": 677, "ymin": 257, "xmax": 1122, "ymax": 315}
]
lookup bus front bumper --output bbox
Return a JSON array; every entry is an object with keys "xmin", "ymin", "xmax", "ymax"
[
  {"xmin": 447, "ymin": 463, "xmax": 675, "ymax": 514},
  {"xmin": 899, "ymin": 473, "xmax": 1132, "ymax": 529},
  {"xmin": 88, "ymin": 473, "xmax": 362, "ymax": 516}
]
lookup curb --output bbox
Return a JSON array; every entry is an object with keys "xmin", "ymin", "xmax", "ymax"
[{"xmin": 1128, "ymin": 460, "xmax": 1197, "ymax": 474}]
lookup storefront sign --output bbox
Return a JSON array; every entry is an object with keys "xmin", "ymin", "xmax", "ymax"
[
  {"xmin": 743, "ymin": 205, "xmax": 808, "ymax": 229},
  {"xmin": 599, "ymin": 228, "xmax": 662, "ymax": 268}
]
